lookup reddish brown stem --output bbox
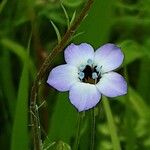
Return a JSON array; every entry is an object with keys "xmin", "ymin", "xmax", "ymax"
[{"xmin": 30, "ymin": 1, "xmax": 94, "ymax": 150}]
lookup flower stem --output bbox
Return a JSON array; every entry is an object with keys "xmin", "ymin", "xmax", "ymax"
[
  {"xmin": 73, "ymin": 112, "xmax": 82, "ymax": 150},
  {"xmin": 103, "ymin": 97, "xmax": 121, "ymax": 150},
  {"xmin": 30, "ymin": 0, "xmax": 94, "ymax": 150},
  {"xmin": 90, "ymin": 108, "xmax": 95, "ymax": 150}
]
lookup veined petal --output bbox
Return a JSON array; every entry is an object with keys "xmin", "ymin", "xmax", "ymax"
[
  {"xmin": 96, "ymin": 72, "xmax": 127, "ymax": 97},
  {"xmin": 65, "ymin": 43, "xmax": 94, "ymax": 67},
  {"xmin": 47, "ymin": 64, "xmax": 79, "ymax": 91},
  {"xmin": 69, "ymin": 82, "xmax": 101, "ymax": 112},
  {"xmin": 94, "ymin": 43, "xmax": 124, "ymax": 73}
]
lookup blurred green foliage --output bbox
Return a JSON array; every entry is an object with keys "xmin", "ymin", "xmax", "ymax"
[{"xmin": 0, "ymin": 0, "xmax": 150, "ymax": 150}]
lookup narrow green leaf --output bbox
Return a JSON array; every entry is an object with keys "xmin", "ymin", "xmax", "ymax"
[
  {"xmin": 11, "ymin": 58, "xmax": 29, "ymax": 150},
  {"xmin": 61, "ymin": 4, "xmax": 70, "ymax": 28},
  {"xmin": 70, "ymin": 11, "xmax": 76, "ymax": 26},
  {"xmin": 51, "ymin": 21, "xmax": 62, "ymax": 43},
  {"xmin": 103, "ymin": 97, "xmax": 121, "ymax": 150},
  {"xmin": 44, "ymin": 12, "xmax": 66, "ymax": 25},
  {"xmin": 70, "ymin": 31, "xmax": 84, "ymax": 42}
]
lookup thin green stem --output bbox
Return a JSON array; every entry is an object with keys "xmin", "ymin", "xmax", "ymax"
[
  {"xmin": 73, "ymin": 112, "xmax": 82, "ymax": 150},
  {"xmin": 90, "ymin": 108, "xmax": 95, "ymax": 150},
  {"xmin": 103, "ymin": 97, "xmax": 121, "ymax": 150},
  {"xmin": 29, "ymin": 1, "xmax": 94, "ymax": 150},
  {"xmin": 124, "ymin": 67, "xmax": 135, "ymax": 150}
]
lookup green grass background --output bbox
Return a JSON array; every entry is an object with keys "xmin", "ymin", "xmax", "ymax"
[{"xmin": 0, "ymin": 0, "xmax": 150, "ymax": 149}]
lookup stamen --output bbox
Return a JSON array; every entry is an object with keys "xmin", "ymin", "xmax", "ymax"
[
  {"xmin": 96, "ymin": 66, "xmax": 102, "ymax": 74},
  {"xmin": 78, "ymin": 62, "xmax": 101, "ymax": 84},
  {"xmin": 87, "ymin": 59, "xmax": 93, "ymax": 66},
  {"xmin": 78, "ymin": 71, "xmax": 85, "ymax": 80},
  {"xmin": 78, "ymin": 64, "xmax": 86, "ymax": 71},
  {"xmin": 92, "ymin": 72, "xmax": 98, "ymax": 79}
]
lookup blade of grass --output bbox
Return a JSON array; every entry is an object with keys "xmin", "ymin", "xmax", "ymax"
[
  {"xmin": 73, "ymin": 112, "xmax": 82, "ymax": 150},
  {"xmin": 124, "ymin": 67, "xmax": 136, "ymax": 150},
  {"xmin": 129, "ymin": 87, "xmax": 149, "ymax": 118},
  {"xmin": 137, "ymin": 58, "xmax": 150, "ymax": 102},
  {"xmin": 1, "ymin": 51, "xmax": 16, "ymax": 118},
  {"xmin": 103, "ymin": 97, "xmax": 121, "ymax": 150},
  {"xmin": 0, "ymin": 38, "xmax": 36, "ymax": 78},
  {"xmin": 10, "ymin": 34, "xmax": 31, "ymax": 150},
  {"xmin": 1, "ymin": 38, "xmax": 27, "ymax": 61},
  {"xmin": 115, "ymin": 86, "xmax": 149, "ymax": 118},
  {"xmin": 0, "ymin": 0, "xmax": 7, "ymax": 13},
  {"xmin": 11, "ymin": 58, "xmax": 29, "ymax": 150}
]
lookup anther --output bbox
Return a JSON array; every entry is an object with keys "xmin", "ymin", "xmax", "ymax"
[
  {"xmin": 79, "ymin": 72, "xmax": 85, "ymax": 80},
  {"xmin": 87, "ymin": 59, "xmax": 93, "ymax": 66},
  {"xmin": 92, "ymin": 72, "xmax": 98, "ymax": 79},
  {"xmin": 79, "ymin": 64, "xmax": 86, "ymax": 71},
  {"xmin": 96, "ymin": 66, "xmax": 102, "ymax": 74}
]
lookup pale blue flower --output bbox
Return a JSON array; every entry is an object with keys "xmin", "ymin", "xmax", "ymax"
[{"xmin": 47, "ymin": 43, "xmax": 127, "ymax": 112}]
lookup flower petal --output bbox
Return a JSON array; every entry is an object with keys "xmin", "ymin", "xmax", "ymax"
[
  {"xmin": 65, "ymin": 43, "xmax": 94, "ymax": 67},
  {"xmin": 69, "ymin": 82, "xmax": 101, "ymax": 111},
  {"xmin": 94, "ymin": 43, "xmax": 124, "ymax": 72},
  {"xmin": 47, "ymin": 64, "xmax": 79, "ymax": 91},
  {"xmin": 96, "ymin": 72, "xmax": 127, "ymax": 97}
]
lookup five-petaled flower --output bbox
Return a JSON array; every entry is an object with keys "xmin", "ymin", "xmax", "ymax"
[{"xmin": 47, "ymin": 43, "xmax": 127, "ymax": 112}]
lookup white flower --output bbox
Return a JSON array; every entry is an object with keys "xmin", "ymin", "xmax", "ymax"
[{"xmin": 47, "ymin": 43, "xmax": 127, "ymax": 112}]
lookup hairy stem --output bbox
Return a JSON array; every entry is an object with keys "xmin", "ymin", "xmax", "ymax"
[{"xmin": 30, "ymin": 0, "xmax": 94, "ymax": 150}]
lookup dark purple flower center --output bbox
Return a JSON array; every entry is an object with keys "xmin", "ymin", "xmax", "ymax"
[{"xmin": 81, "ymin": 65, "xmax": 101, "ymax": 84}]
